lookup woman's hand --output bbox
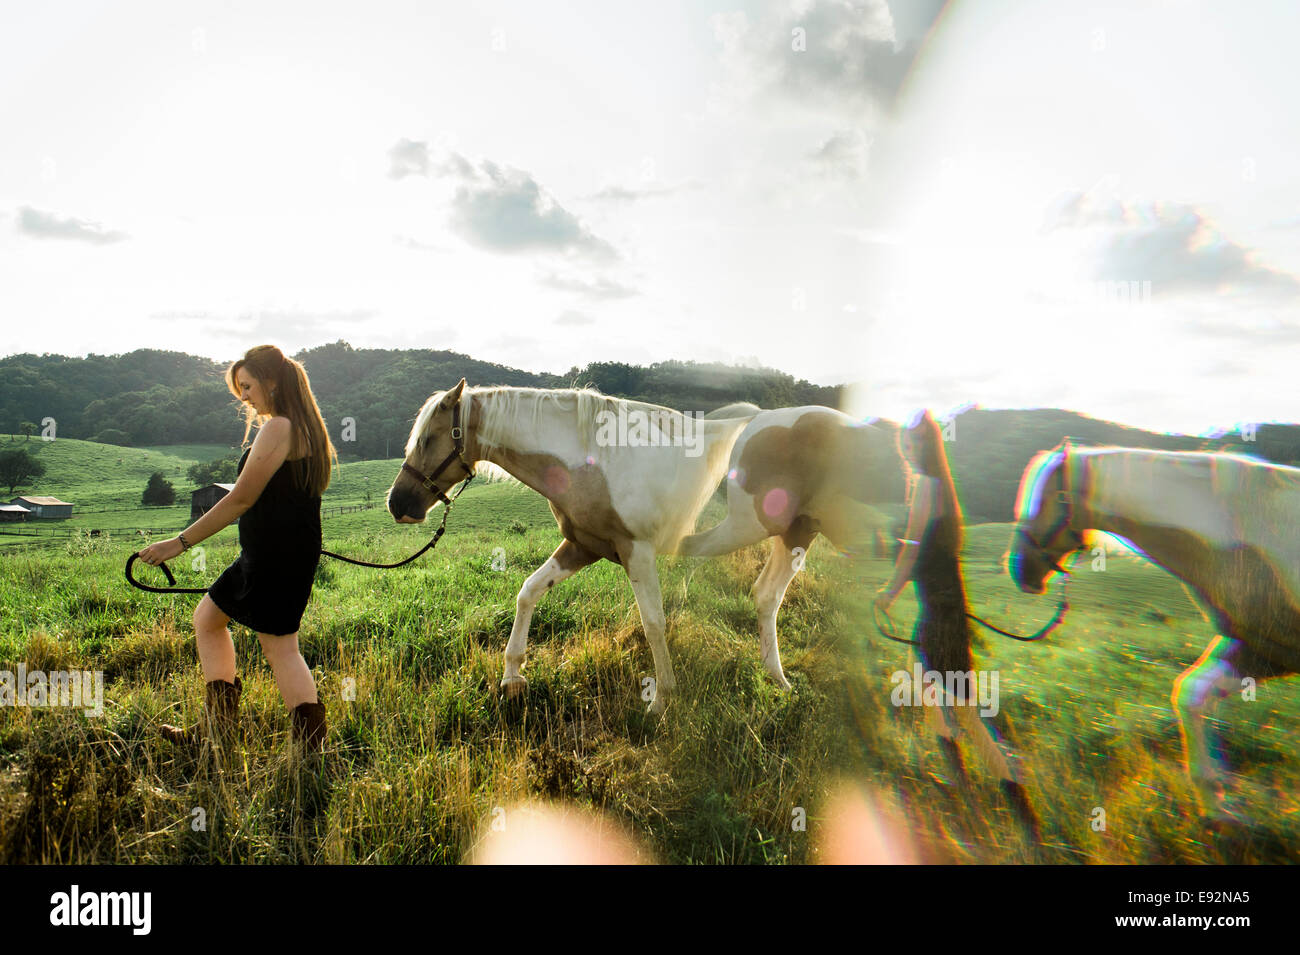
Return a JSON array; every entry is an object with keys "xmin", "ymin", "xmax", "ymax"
[{"xmin": 137, "ymin": 537, "xmax": 185, "ymax": 567}]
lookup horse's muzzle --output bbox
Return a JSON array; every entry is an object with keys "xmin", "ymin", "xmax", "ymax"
[
  {"xmin": 387, "ymin": 492, "xmax": 426, "ymax": 524},
  {"xmin": 1007, "ymin": 549, "xmax": 1048, "ymax": 595}
]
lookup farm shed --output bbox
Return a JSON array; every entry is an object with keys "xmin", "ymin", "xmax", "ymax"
[
  {"xmin": 191, "ymin": 483, "xmax": 236, "ymax": 520},
  {"xmin": 0, "ymin": 503, "xmax": 31, "ymax": 522},
  {"xmin": 9, "ymin": 496, "xmax": 73, "ymax": 520}
]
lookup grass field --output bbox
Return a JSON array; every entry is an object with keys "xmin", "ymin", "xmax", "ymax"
[
  {"xmin": 2, "ymin": 434, "xmax": 403, "ymax": 513},
  {"xmin": 0, "ymin": 435, "xmax": 544, "ymax": 550},
  {"xmin": 0, "ymin": 442, "xmax": 1296, "ymax": 863}
]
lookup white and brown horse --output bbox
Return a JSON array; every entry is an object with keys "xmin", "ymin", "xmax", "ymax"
[
  {"xmin": 1009, "ymin": 440, "xmax": 1300, "ymax": 821},
  {"xmin": 678, "ymin": 405, "xmax": 901, "ymax": 688},
  {"xmin": 387, "ymin": 379, "xmax": 753, "ymax": 713}
]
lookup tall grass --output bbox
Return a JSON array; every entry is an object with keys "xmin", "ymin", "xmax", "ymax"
[{"xmin": 0, "ymin": 493, "xmax": 1295, "ymax": 863}]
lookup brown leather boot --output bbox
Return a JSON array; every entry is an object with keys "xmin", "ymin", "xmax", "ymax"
[
  {"xmin": 1001, "ymin": 779, "xmax": 1043, "ymax": 845},
  {"xmin": 937, "ymin": 735, "xmax": 971, "ymax": 792},
  {"xmin": 160, "ymin": 677, "xmax": 242, "ymax": 747},
  {"xmin": 290, "ymin": 700, "xmax": 327, "ymax": 753}
]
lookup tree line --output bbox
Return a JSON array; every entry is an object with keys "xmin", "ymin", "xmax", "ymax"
[
  {"xmin": 2, "ymin": 343, "xmax": 1296, "ymax": 523},
  {"xmin": 0, "ymin": 342, "xmax": 840, "ymax": 459}
]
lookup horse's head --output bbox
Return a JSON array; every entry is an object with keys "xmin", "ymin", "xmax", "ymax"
[
  {"xmin": 388, "ymin": 378, "xmax": 474, "ymax": 523},
  {"xmin": 1008, "ymin": 439, "xmax": 1088, "ymax": 593}
]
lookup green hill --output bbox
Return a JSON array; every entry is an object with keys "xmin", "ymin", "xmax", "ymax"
[{"xmin": 0, "ymin": 344, "xmax": 841, "ymax": 458}]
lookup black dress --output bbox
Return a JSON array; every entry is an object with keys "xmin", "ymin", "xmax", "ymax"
[
  {"xmin": 207, "ymin": 447, "xmax": 322, "ymax": 636},
  {"xmin": 911, "ymin": 497, "xmax": 974, "ymax": 684}
]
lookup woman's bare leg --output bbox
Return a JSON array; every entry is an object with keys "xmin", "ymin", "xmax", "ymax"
[
  {"xmin": 193, "ymin": 595, "xmax": 237, "ymax": 683},
  {"xmin": 257, "ymin": 632, "xmax": 319, "ymax": 710}
]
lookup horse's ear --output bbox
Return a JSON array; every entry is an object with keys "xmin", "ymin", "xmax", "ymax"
[{"xmin": 441, "ymin": 378, "xmax": 467, "ymax": 406}]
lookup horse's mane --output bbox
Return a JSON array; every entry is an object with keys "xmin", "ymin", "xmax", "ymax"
[
  {"xmin": 408, "ymin": 385, "xmax": 711, "ymax": 486},
  {"xmin": 404, "ymin": 386, "xmax": 523, "ymax": 487},
  {"xmin": 1016, "ymin": 444, "xmax": 1300, "ymax": 535},
  {"xmin": 1014, "ymin": 448, "xmax": 1065, "ymax": 523}
]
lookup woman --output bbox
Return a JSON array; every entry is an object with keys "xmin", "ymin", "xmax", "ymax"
[
  {"xmin": 136, "ymin": 344, "xmax": 338, "ymax": 755},
  {"xmin": 873, "ymin": 410, "xmax": 1041, "ymax": 840}
]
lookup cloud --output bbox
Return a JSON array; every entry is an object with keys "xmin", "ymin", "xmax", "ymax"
[
  {"xmin": 1182, "ymin": 313, "xmax": 1300, "ymax": 344},
  {"xmin": 1044, "ymin": 190, "xmax": 1300, "ymax": 301},
  {"xmin": 583, "ymin": 180, "xmax": 703, "ymax": 202},
  {"xmin": 241, "ymin": 308, "xmax": 378, "ymax": 338},
  {"xmin": 17, "ymin": 206, "xmax": 128, "ymax": 244},
  {"xmin": 835, "ymin": 226, "xmax": 901, "ymax": 245},
  {"xmin": 387, "ymin": 140, "xmax": 618, "ymax": 259},
  {"xmin": 554, "ymin": 309, "xmax": 596, "ymax": 326},
  {"xmin": 1194, "ymin": 357, "xmax": 1252, "ymax": 378},
  {"xmin": 388, "ymin": 138, "xmax": 431, "ymax": 179},
  {"xmin": 393, "ymin": 233, "xmax": 451, "ymax": 252},
  {"xmin": 806, "ymin": 128, "xmax": 871, "ymax": 181},
  {"xmin": 537, "ymin": 271, "xmax": 638, "ymax": 300},
  {"xmin": 432, "ymin": 150, "xmax": 617, "ymax": 260},
  {"xmin": 149, "ymin": 309, "xmax": 216, "ymax": 322},
  {"xmin": 709, "ymin": 0, "xmax": 942, "ymax": 121},
  {"xmin": 157, "ymin": 307, "xmax": 380, "ymax": 342}
]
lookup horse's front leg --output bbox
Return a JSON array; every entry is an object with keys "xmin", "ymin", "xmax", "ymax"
[
  {"xmin": 500, "ymin": 539, "xmax": 598, "ymax": 697},
  {"xmin": 1171, "ymin": 636, "xmax": 1243, "ymax": 820},
  {"xmin": 619, "ymin": 540, "xmax": 675, "ymax": 715}
]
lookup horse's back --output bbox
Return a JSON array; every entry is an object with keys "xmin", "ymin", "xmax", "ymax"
[{"xmin": 1098, "ymin": 448, "xmax": 1300, "ymax": 677}]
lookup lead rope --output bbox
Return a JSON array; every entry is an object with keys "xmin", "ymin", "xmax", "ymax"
[
  {"xmin": 124, "ymin": 473, "xmax": 474, "ymax": 594},
  {"xmin": 872, "ymin": 575, "xmax": 1069, "ymax": 646},
  {"xmin": 875, "ymin": 441, "xmax": 1080, "ymax": 646}
]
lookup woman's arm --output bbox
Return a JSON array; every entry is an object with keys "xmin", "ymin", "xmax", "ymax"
[
  {"xmin": 173, "ymin": 492, "xmax": 251, "ymax": 550},
  {"xmin": 135, "ymin": 418, "xmax": 293, "ymax": 565},
  {"xmin": 876, "ymin": 476, "xmax": 934, "ymax": 607}
]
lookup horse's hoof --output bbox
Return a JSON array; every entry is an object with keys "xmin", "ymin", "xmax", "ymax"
[
  {"xmin": 774, "ymin": 675, "xmax": 793, "ymax": 692},
  {"xmin": 499, "ymin": 675, "xmax": 528, "ymax": 698}
]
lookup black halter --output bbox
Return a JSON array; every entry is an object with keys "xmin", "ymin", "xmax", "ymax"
[
  {"xmin": 1015, "ymin": 443, "xmax": 1087, "ymax": 577},
  {"xmin": 400, "ymin": 397, "xmax": 475, "ymax": 506}
]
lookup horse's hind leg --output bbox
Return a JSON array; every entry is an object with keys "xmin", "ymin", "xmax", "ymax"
[
  {"xmin": 618, "ymin": 540, "xmax": 675, "ymax": 715},
  {"xmin": 676, "ymin": 488, "xmax": 769, "ymax": 557},
  {"xmin": 752, "ymin": 525, "xmax": 817, "ymax": 689},
  {"xmin": 1171, "ymin": 635, "xmax": 1242, "ymax": 818},
  {"xmin": 501, "ymin": 539, "xmax": 599, "ymax": 696}
]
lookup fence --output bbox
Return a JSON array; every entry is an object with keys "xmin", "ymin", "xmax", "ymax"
[
  {"xmin": 0, "ymin": 502, "xmax": 378, "ymax": 551},
  {"xmin": 0, "ymin": 527, "xmax": 176, "ymax": 539},
  {"xmin": 323, "ymin": 503, "xmax": 378, "ymax": 518}
]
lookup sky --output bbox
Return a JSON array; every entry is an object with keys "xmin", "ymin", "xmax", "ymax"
[{"xmin": 2, "ymin": 0, "xmax": 1298, "ymax": 436}]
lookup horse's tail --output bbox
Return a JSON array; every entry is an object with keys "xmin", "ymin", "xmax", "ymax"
[
  {"xmin": 697, "ymin": 404, "xmax": 761, "ymax": 506},
  {"xmin": 659, "ymin": 412, "xmax": 757, "ymax": 554},
  {"xmin": 657, "ymin": 404, "xmax": 764, "ymax": 554}
]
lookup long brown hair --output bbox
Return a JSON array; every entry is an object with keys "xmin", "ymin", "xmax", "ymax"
[
  {"xmin": 899, "ymin": 409, "xmax": 963, "ymax": 554},
  {"xmin": 226, "ymin": 344, "xmax": 338, "ymax": 497}
]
